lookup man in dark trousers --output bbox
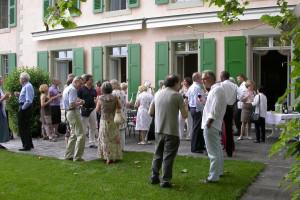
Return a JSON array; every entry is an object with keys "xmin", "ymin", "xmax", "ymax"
[
  {"xmin": 16, "ymin": 72, "xmax": 35, "ymax": 151},
  {"xmin": 220, "ymin": 71, "xmax": 238, "ymax": 157},
  {"xmin": 186, "ymin": 72, "xmax": 206, "ymax": 153},
  {"xmin": 149, "ymin": 74, "xmax": 188, "ymax": 188}
]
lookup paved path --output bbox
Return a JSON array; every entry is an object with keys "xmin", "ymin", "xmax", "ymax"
[{"xmin": 0, "ymin": 131, "xmax": 292, "ymax": 200}]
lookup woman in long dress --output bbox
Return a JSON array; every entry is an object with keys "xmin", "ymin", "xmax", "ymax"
[
  {"xmin": 0, "ymin": 76, "xmax": 10, "ymax": 145},
  {"xmin": 111, "ymin": 79, "xmax": 128, "ymax": 150},
  {"xmin": 135, "ymin": 85, "xmax": 153, "ymax": 145},
  {"xmin": 96, "ymin": 82, "xmax": 122, "ymax": 164}
]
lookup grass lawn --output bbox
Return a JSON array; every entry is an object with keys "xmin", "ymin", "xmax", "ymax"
[{"xmin": 0, "ymin": 150, "xmax": 264, "ymax": 200}]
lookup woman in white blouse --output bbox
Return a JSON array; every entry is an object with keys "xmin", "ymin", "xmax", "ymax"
[{"xmin": 251, "ymin": 87, "xmax": 268, "ymax": 143}]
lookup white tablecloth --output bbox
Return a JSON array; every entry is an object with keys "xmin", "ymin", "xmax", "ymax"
[{"xmin": 266, "ymin": 111, "xmax": 300, "ymax": 125}]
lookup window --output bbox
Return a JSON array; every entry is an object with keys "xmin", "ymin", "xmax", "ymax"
[
  {"xmin": 251, "ymin": 36, "xmax": 291, "ymax": 48},
  {"xmin": 1, "ymin": 55, "xmax": 9, "ymax": 77},
  {"xmin": 0, "ymin": 0, "xmax": 8, "ymax": 29},
  {"xmin": 106, "ymin": 0, "xmax": 127, "ymax": 11},
  {"xmin": 175, "ymin": 41, "xmax": 197, "ymax": 53}
]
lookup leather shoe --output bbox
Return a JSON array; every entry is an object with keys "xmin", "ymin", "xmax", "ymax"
[
  {"xmin": 19, "ymin": 148, "xmax": 31, "ymax": 151},
  {"xmin": 199, "ymin": 178, "xmax": 218, "ymax": 184},
  {"xmin": 150, "ymin": 177, "xmax": 160, "ymax": 185},
  {"xmin": 160, "ymin": 182, "xmax": 172, "ymax": 188}
]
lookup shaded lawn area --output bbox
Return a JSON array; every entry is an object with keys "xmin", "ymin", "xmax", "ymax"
[{"xmin": 0, "ymin": 150, "xmax": 264, "ymax": 200}]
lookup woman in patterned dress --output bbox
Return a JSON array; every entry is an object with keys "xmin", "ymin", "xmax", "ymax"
[
  {"xmin": 135, "ymin": 85, "xmax": 153, "ymax": 145},
  {"xmin": 96, "ymin": 82, "xmax": 122, "ymax": 164}
]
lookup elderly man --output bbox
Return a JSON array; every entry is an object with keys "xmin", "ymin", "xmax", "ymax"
[
  {"xmin": 49, "ymin": 79, "xmax": 62, "ymax": 136},
  {"xmin": 220, "ymin": 71, "xmax": 238, "ymax": 157},
  {"xmin": 78, "ymin": 74, "xmax": 97, "ymax": 148},
  {"xmin": 149, "ymin": 74, "xmax": 188, "ymax": 188},
  {"xmin": 63, "ymin": 76, "xmax": 85, "ymax": 161},
  {"xmin": 17, "ymin": 72, "xmax": 35, "ymax": 151},
  {"xmin": 201, "ymin": 71, "xmax": 227, "ymax": 183},
  {"xmin": 186, "ymin": 72, "xmax": 206, "ymax": 153}
]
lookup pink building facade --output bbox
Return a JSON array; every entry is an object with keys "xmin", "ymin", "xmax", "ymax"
[{"xmin": 0, "ymin": 0, "xmax": 298, "ymax": 110}]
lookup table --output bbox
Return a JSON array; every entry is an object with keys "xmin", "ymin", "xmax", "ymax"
[{"xmin": 265, "ymin": 111, "xmax": 300, "ymax": 138}]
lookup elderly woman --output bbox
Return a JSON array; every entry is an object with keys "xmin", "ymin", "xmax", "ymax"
[
  {"xmin": 135, "ymin": 85, "xmax": 153, "ymax": 145},
  {"xmin": 111, "ymin": 79, "xmax": 128, "ymax": 150},
  {"xmin": 238, "ymin": 80, "xmax": 256, "ymax": 140},
  {"xmin": 39, "ymin": 84, "xmax": 57, "ymax": 141},
  {"xmin": 0, "ymin": 76, "xmax": 10, "ymax": 145},
  {"xmin": 96, "ymin": 81, "xmax": 122, "ymax": 164}
]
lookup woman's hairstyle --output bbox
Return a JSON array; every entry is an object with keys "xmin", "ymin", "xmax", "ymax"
[
  {"xmin": 138, "ymin": 85, "xmax": 147, "ymax": 93},
  {"xmin": 110, "ymin": 79, "xmax": 121, "ymax": 90},
  {"xmin": 101, "ymin": 81, "xmax": 113, "ymax": 94},
  {"xmin": 39, "ymin": 84, "xmax": 48, "ymax": 93},
  {"xmin": 120, "ymin": 82, "xmax": 128, "ymax": 90},
  {"xmin": 202, "ymin": 70, "xmax": 216, "ymax": 82},
  {"xmin": 164, "ymin": 74, "xmax": 180, "ymax": 87},
  {"xmin": 245, "ymin": 80, "xmax": 255, "ymax": 88}
]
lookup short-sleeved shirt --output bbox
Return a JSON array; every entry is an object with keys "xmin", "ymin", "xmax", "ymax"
[
  {"xmin": 186, "ymin": 82, "xmax": 205, "ymax": 112},
  {"xmin": 78, "ymin": 86, "xmax": 97, "ymax": 109},
  {"xmin": 49, "ymin": 85, "xmax": 61, "ymax": 106},
  {"xmin": 153, "ymin": 87, "xmax": 185, "ymax": 136},
  {"xmin": 19, "ymin": 82, "xmax": 34, "ymax": 104},
  {"xmin": 63, "ymin": 84, "xmax": 78, "ymax": 110}
]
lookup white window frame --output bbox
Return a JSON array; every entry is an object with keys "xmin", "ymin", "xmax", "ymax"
[
  {"xmin": 1, "ymin": 55, "xmax": 9, "ymax": 77},
  {"xmin": 168, "ymin": 0, "xmax": 203, "ymax": 10}
]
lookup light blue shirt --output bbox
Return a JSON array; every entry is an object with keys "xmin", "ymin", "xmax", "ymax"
[
  {"xmin": 19, "ymin": 82, "xmax": 34, "ymax": 110},
  {"xmin": 63, "ymin": 84, "xmax": 78, "ymax": 110},
  {"xmin": 186, "ymin": 82, "xmax": 205, "ymax": 112}
]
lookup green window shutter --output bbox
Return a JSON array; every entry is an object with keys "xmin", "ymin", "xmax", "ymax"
[
  {"xmin": 128, "ymin": 0, "xmax": 139, "ymax": 8},
  {"xmin": 200, "ymin": 38, "xmax": 216, "ymax": 73},
  {"xmin": 225, "ymin": 36, "xmax": 246, "ymax": 80},
  {"xmin": 128, "ymin": 44, "xmax": 141, "ymax": 101},
  {"xmin": 92, "ymin": 47, "xmax": 103, "ymax": 82},
  {"xmin": 43, "ymin": 0, "xmax": 51, "ymax": 19},
  {"xmin": 155, "ymin": 41, "xmax": 169, "ymax": 90},
  {"xmin": 73, "ymin": 48, "xmax": 84, "ymax": 76},
  {"xmin": 93, "ymin": 0, "xmax": 103, "ymax": 13},
  {"xmin": 37, "ymin": 51, "xmax": 49, "ymax": 72},
  {"xmin": 8, "ymin": 53, "xmax": 16, "ymax": 73},
  {"xmin": 155, "ymin": 0, "xmax": 169, "ymax": 5},
  {"xmin": 9, "ymin": 0, "xmax": 16, "ymax": 27}
]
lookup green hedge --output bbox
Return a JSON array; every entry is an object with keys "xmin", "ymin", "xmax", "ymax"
[{"xmin": 4, "ymin": 67, "xmax": 50, "ymax": 137}]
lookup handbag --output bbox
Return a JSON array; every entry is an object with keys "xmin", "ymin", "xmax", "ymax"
[
  {"xmin": 114, "ymin": 97, "xmax": 125, "ymax": 124},
  {"xmin": 250, "ymin": 95, "xmax": 260, "ymax": 122}
]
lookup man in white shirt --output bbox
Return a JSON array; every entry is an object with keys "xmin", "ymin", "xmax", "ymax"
[
  {"xmin": 220, "ymin": 71, "xmax": 238, "ymax": 157},
  {"xmin": 235, "ymin": 74, "xmax": 247, "ymax": 136},
  {"xmin": 201, "ymin": 71, "xmax": 227, "ymax": 183},
  {"xmin": 186, "ymin": 72, "xmax": 206, "ymax": 153}
]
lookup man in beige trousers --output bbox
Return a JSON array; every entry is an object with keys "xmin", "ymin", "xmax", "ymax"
[{"xmin": 63, "ymin": 76, "xmax": 85, "ymax": 161}]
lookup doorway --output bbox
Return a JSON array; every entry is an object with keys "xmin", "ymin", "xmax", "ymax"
[
  {"xmin": 176, "ymin": 54, "xmax": 197, "ymax": 80},
  {"xmin": 253, "ymin": 50, "xmax": 288, "ymax": 111},
  {"xmin": 109, "ymin": 57, "xmax": 127, "ymax": 82}
]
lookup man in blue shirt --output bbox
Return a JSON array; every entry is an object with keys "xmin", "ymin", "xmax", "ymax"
[{"xmin": 17, "ymin": 72, "xmax": 35, "ymax": 151}]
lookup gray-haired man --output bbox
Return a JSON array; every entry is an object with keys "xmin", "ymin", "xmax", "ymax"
[
  {"xmin": 17, "ymin": 72, "xmax": 34, "ymax": 151},
  {"xmin": 63, "ymin": 76, "xmax": 85, "ymax": 161}
]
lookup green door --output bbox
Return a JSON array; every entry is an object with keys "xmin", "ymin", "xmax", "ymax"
[
  {"xmin": 155, "ymin": 42, "xmax": 169, "ymax": 90},
  {"xmin": 73, "ymin": 48, "xmax": 84, "ymax": 76},
  {"xmin": 37, "ymin": 51, "xmax": 49, "ymax": 73},
  {"xmin": 91, "ymin": 47, "xmax": 103, "ymax": 82},
  {"xmin": 8, "ymin": 53, "xmax": 16, "ymax": 73},
  {"xmin": 225, "ymin": 36, "xmax": 246, "ymax": 79},
  {"xmin": 200, "ymin": 38, "xmax": 216, "ymax": 73},
  {"xmin": 128, "ymin": 44, "xmax": 141, "ymax": 101}
]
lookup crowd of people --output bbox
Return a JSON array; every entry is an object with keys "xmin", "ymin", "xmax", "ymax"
[{"xmin": 0, "ymin": 69, "xmax": 268, "ymax": 187}]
